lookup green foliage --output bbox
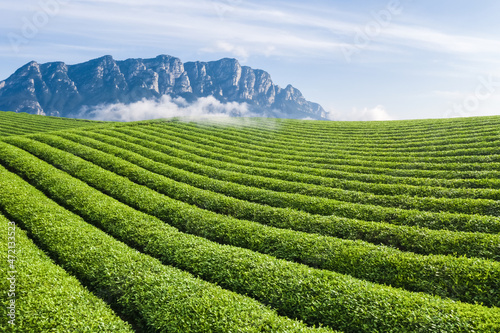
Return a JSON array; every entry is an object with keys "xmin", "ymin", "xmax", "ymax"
[
  {"xmin": 179, "ymin": 118, "xmax": 500, "ymax": 157},
  {"xmin": 0, "ymin": 163, "xmax": 328, "ymax": 333},
  {"xmin": 2, "ymin": 137, "xmax": 500, "ymax": 310},
  {"xmin": 22, "ymin": 134, "xmax": 500, "ymax": 262},
  {"xmin": 0, "ymin": 214, "xmax": 133, "ymax": 332},
  {"xmin": 0, "ymin": 111, "xmax": 106, "ymax": 137},
  {"xmin": 116, "ymin": 123, "xmax": 500, "ymax": 188},
  {"xmin": 58, "ymin": 130, "xmax": 500, "ymax": 216},
  {"xmin": 1, "ymin": 114, "xmax": 500, "ymax": 332},
  {"xmin": 27, "ymin": 132, "xmax": 500, "ymax": 234},
  {"xmin": 71, "ymin": 128, "xmax": 500, "ymax": 200}
]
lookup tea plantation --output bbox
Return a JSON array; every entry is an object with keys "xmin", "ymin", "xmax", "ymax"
[{"xmin": 1, "ymin": 112, "xmax": 500, "ymax": 332}]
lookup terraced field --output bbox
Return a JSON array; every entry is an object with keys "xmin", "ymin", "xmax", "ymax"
[
  {"xmin": 1, "ymin": 114, "xmax": 500, "ymax": 332},
  {"xmin": 0, "ymin": 111, "xmax": 105, "ymax": 136}
]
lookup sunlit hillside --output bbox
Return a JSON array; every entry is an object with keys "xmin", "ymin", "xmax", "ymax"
[{"xmin": 1, "ymin": 113, "xmax": 500, "ymax": 332}]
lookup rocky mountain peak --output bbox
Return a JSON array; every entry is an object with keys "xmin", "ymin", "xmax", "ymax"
[{"xmin": 0, "ymin": 55, "xmax": 328, "ymax": 120}]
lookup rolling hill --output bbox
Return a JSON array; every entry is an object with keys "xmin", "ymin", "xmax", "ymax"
[
  {"xmin": 1, "ymin": 112, "xmax": 500, "ymax": 332},
  {"xmin": 0, "ymin": 111, "xmax": 106, "ymax": 136}
]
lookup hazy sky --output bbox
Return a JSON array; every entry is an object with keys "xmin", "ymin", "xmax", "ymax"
[{"xmin": 1, "ymin": 0, "xmax": 500, "ymax": 120}]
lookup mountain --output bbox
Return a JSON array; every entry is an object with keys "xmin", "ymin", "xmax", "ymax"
[{"xmin": 0, "ymin": 55, "xmax": 327, "ymax": 120}]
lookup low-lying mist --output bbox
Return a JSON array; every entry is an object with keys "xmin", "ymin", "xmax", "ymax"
[{"xmin": 78, "ymin": 95, "xmax": 257, "ymax": 122}]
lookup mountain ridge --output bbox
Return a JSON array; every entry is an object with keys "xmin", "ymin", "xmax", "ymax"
[{"xmin": 0, "ymin": 55, "xmax": 327, "ymax": 120}]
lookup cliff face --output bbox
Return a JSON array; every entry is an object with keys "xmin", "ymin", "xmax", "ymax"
[{"xmin": 0, "ymin": 55, "xmax": 327, "ymax": 120}]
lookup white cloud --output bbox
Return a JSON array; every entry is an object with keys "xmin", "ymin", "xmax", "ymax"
[
  {"xmin": 329, "ymin": 105, "xmax": 394, "ymax": 121},
  {"xmin": 202, "ymin": 41, "xmax": 249, "ymax": 61},
  {"xmin": 4, "ymin": 0, "xmax": 500, "ymax": 66},
  {"xmin": 79, "ymin": 95, "xmax": 256, "ymax": 122},
  {"xmin": 3, "ymin": 1, "xmax": 500, "ymax": 122},
  {"xmin": 432, "ymin": 90, "xmax": 462, "ymax": 99}
]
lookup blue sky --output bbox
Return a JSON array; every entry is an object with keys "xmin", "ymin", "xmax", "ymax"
[{"xmin": 1, "ymin": 0, "xmax": 500, "ymax": 120}]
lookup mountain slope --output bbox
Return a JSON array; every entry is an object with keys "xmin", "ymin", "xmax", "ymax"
[
  {"xmin": 0, "ymin": 111, "xmax": 105, "ymax": 136},
  {"xmin": 1, "ymin": 115, "xmax": 500, "ymax": 332},
  {"xmin": 0, "ymin": 55, "xmax": 327, "ymax": 120}
]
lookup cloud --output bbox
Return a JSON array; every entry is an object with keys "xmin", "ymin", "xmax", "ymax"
[
  {"xmin": 4, "ymin": 0, "xmax": 500, "ymax": 67},
  {"xmin": 202, "ymin": 41, "xmax": 249, "ymax": 61},
  {"xmin": 328, "ymin": 105, "xmax": 394, "ymax": 121},
  {"xmin": 432, "ymin": 90, "xmax": 462, "ymax": 99},
  {"xmin": 78, "ymin": 95, "xmax": 256, "ymax": 122},
  {"xmin": 3, "ymin": 1, "xmax": 500, "ymax": 122}
]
